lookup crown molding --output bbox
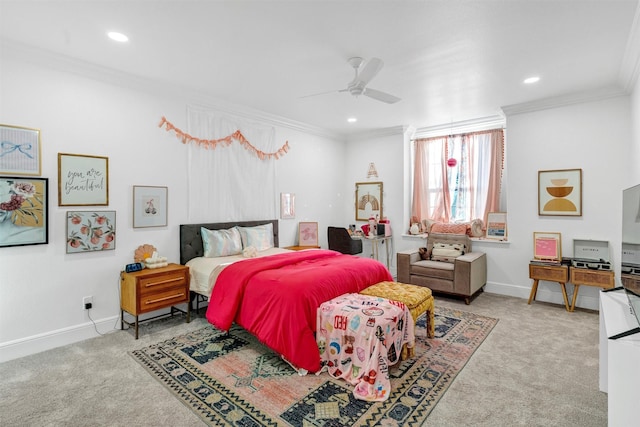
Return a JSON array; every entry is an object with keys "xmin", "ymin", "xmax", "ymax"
[
  {"xmin": 1, "ymin": 40, "xmax": 341, "ymax": 141},
  {"xmin": 412, "ymin": 115, "xmax": 506, "ymax": 139},
  {"xmin": 346, "ymin": 125, "xmax": 410, "ymax": 142},
  {"xmin": 500, "ymin": 86, "xmax": 627, "ymax": 117},
  {"xmin": 619, "ymin": 1, "xmax": 640, "ymax": 92}
]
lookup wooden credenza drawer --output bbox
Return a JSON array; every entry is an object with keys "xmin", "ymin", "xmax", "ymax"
[{"xmin": 529, "ymin": 264, "xmax": 568, "ymax": 282}]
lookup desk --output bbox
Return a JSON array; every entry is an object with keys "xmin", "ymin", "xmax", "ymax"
[
  {"xmin": 353, "ymin": 235, "xmax": 392, "ymax": 268},
  {"xmin": 317, "ymin": 293, "xmax": 414, "ymax": 401}
]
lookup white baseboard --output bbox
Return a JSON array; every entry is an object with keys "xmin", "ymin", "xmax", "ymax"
[
  {"xmin": 0, "ymin": 315, "xmax": 119, "ymax": 364},
  {"xmin": 485, "ymin": 281, "xmax": 600, "ymax": 311}
]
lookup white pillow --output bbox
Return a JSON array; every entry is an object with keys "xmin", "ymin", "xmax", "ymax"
[
  {"xmin": 237, "ymin": 223, "xmax": 274, "ymax": 251},
  {"xmin": 431, "ymin": 242, "xmax": 466, "ymax": 263},
  {"xmin": 201, "ymin": 227, "xmax": 243, "ymax": 257}
]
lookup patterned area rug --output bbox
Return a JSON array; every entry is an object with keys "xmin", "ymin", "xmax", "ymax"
[{"xmin": 131, "ymin": 306, "xmax": 497, "ymax": 426}]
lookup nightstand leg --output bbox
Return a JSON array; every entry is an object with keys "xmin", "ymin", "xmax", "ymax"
[
  {"xmin": 120, "ymin": 310, "xmax": 124, "ymax": 330},
  {"xmin": 528, "ymin": 279, "xmax": 539, "ymax": 304},
  {"xmin": 135, "ymin": 315, "xmax": 139, "ymax": 340},
  {"xmin": 570, "ymin": 284, "xmax": 580, "ymax": 312},
  {"xmin": 559, "ymin": 283, "xmax": 571, "ymax": 312}
]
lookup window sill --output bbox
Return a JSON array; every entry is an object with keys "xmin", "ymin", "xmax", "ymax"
[{"xmin": 401, "ymin": 233, "xmax": 509, "ymax": 244}]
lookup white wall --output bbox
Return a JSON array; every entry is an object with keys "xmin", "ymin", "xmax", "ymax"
[
  {"xmin": 1, "ymin": 47, "xmax": 638, "ymax": 363},
  {"xmin": 502, "ymin": 96, "xmax": 632, "ymax": 307},
  {"xmin": 0, "ymin": 50, "xmax": 346, "ymax": 362}
]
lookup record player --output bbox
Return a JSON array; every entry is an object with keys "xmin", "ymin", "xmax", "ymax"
[
  {"xmin": 622, "ymin": 242, "xmax": 640, "ymax": 275},
  {"xmin": 570, "ymin": 239, "xmax": 611, "ymax": 271}
]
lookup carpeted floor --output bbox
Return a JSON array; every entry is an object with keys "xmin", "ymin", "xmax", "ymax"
[
  {"xmin": 0, "ymin": 292, "xmax": 608, "ymax": 426},
  {"xmin": 130, "ymin": 307, "xmax": 497, "ymax": 426}
]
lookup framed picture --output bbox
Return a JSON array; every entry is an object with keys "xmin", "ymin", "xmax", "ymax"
[
  {"xmin": 533, "ymin": 232, "xmax": 562, "ymax": 261},
  {"xmin": 355, "ymin": 181, "xmax": 383, "ymax": 222},
  {"xmin": 58, "ymin": 153, "xmax": 109, "ymax": 206},
  {"xmin": 486, "ymin": 212, "xmax": 507, "ymax": 240},
  {"xmin": 0, "ymin": 124, "xmax": 41, "ymax": 176},
  {"xmin": 0, "ymin": 176, "xmax": 48, "ymax": 247},
  {"xmin": 538, "ymin": 168, "xmax": 582, "ymax": 216},
  {"xmin": 133, "ymin": 185, "xmax": 168, "ymax": 228},
  {"xmin": 280, "ymin": 192, "xmax": 295, "ymax": 219},
  {"xmin": 298, "ymin": 221, "xmax": 318, "ymax": 247},
  {"xmin": 66, "ymin": 211, "xmax": 116, "ymax": 253}
]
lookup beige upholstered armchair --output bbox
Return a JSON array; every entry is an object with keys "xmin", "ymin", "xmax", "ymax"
[{"xmin": 397, "ymin": 232, "xmax": 487, "ymax": 304}]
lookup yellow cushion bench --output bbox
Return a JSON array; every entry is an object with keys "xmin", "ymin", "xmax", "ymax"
[{"xmin": 360, "ymin": 281, "xmax": 435, "ymax": 359}]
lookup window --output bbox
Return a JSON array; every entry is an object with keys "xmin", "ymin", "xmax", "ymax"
[{"xmin": 411, "ymin": 128, "xmax": 504, "ymax": 225}]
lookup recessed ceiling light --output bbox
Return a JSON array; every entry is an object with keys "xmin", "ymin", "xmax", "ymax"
[
  {"xmin": 347, "ymin": 117, "xmax": 357, "ymax": 123},
  {"xmin": 107, "ymin": 31, "xmax": 129, "ymax": 42},
  {"xmin": 524, "ymin": 76, "xmax": 540, "ymax": 84}
]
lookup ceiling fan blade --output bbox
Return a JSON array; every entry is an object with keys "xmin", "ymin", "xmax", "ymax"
[
  {"xmin": 363, "ymin": 87, "xmax": 401, "ymax": 104},
  {"xmin": 356, "ymin": 57, "xmax": 384, "ymax": 86},
  {"xmin": 299, "ymin": 88, "xmax": 342, "ymax": 99}
]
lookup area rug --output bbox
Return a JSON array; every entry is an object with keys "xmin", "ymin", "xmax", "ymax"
[{"xmin": 130, "ymin": 306, "xmax": 497, "ymax": 426}]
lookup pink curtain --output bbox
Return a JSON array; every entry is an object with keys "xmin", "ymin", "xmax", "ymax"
[{"xmin": 412, "ymin": 129, "xmax": 504, "ymax": 227}]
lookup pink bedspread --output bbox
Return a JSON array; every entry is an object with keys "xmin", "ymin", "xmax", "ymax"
[{"xmin": 205, "ymin": 249, "xmax": 393, "ymax": 373}]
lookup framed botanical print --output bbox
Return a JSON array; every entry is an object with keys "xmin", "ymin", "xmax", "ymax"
[
  {"xmin": 0, "ymin": 124, "xmax": 41, "ymax": 176},
  {"xmin": 66, "ymin": 211, "xmax": 116, "ymax": 253},
  {"xmin": 538, "ymin": 169, "xmax": 582, "ymax": 216},
  {"xmin": 0, "ymin": 176, "xmax": 48, "ymax": 247},
  {"xmin": 355, "ymin": 181, "xmax": 383, "ymax": 222}
]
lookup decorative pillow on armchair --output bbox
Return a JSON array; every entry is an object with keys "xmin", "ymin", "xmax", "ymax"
[
  {"xmin": 431, "ymin": 242, "xmax": 466, "ymax": 263},
  {"xmin": 430, "ymin": 222, "xmax": 468, "ymax": 235}
]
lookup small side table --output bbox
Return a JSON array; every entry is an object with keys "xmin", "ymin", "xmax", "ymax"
[
  {"xmin": 528, "ymin": 263, "xmax": 570, "ymax": 311},
  {"xmin": 284, "ymin": 245, "xmax": 320, "ymax": 251},
  {"xmin": 569, "ymin": 267, "xmax": 614, "ymax": 311}
]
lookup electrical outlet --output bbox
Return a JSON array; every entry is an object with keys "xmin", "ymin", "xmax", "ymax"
[{"xmin": 83, "ymin": 296, "xmax": 93, "ymax": 310}]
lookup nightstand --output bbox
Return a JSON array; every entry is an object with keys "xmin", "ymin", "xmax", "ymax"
[
  {"xmin": 120, "ymin": 263, "xmax": 190, "ymax": 339},
  {"xmin": 284, "ymin": 245, "xmax": 320, "ymax": 251},
  {"xmin": 528, "ymin": 263, "xmax": 570, "ymax": 311},
  {"xmin": 569, "ymin": 267, "xmax": 614, "ymax": 311}
]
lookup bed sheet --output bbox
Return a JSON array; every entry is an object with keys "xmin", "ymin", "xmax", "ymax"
[{"xmin": 186, "ymin": 247, "xmax": 293, "ymax": 296}]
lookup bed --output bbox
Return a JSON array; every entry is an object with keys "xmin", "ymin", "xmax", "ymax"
[{"xmin": 179, "ymin": 219, "xmax": 393, "ymax": 373}]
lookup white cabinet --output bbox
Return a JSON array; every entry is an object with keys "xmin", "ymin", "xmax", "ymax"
[{"xmin": 599, "ymin": 290, "xmax": 640, "ymax": 426}]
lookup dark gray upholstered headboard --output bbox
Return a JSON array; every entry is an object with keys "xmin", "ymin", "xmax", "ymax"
[{"xmin": 180, "ymin": 219, "xmax": 279, "ymax": 265}]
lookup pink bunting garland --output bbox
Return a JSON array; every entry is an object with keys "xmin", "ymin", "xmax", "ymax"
[{"xmin": 158, "ymin": 116, "xmax": 290, "ymax": 160}]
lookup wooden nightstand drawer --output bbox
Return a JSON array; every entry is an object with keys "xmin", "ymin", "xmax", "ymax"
[
  {"xmin": 529, "ymin": 264, "xmax": 568, "ymax": 282},
  {"xmin": 140, "ymin": 288, "xmax": 188, "ymax": 312},
  {"xmin": 139, "ymin": 271, "xmax": 187, "ymax": 295}
]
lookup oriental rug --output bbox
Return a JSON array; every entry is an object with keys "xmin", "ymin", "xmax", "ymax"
[{"xmin": 130, "ymin": 306, "xmax": 497, "ymax": 426}]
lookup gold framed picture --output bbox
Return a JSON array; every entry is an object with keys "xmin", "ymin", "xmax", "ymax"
[
  {"xmin": 0, "ymin": 124, "xmax": 41, "ymax": 176},
  {"xmin": 538, "ymin": 169, "xmax": 582, "ymax": 216},
  {"xmin": 58, "ymin": 153, "xmax": 109, "ymax": 206},
  {"xmin": 298, "ymin": 221, "xmax": 318, "ymax": 246},
  {"xmin": 355, "ymin": 181, "xmax": 383, "ymax": 222},
  {"xmin": 533, "ymin": 232, "xmax": 562, "ymax": 261}
]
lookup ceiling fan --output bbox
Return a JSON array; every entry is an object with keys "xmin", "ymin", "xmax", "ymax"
[{"xmin": 303, "ymin": 57, "xmax": 401, "ymax": 104}]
